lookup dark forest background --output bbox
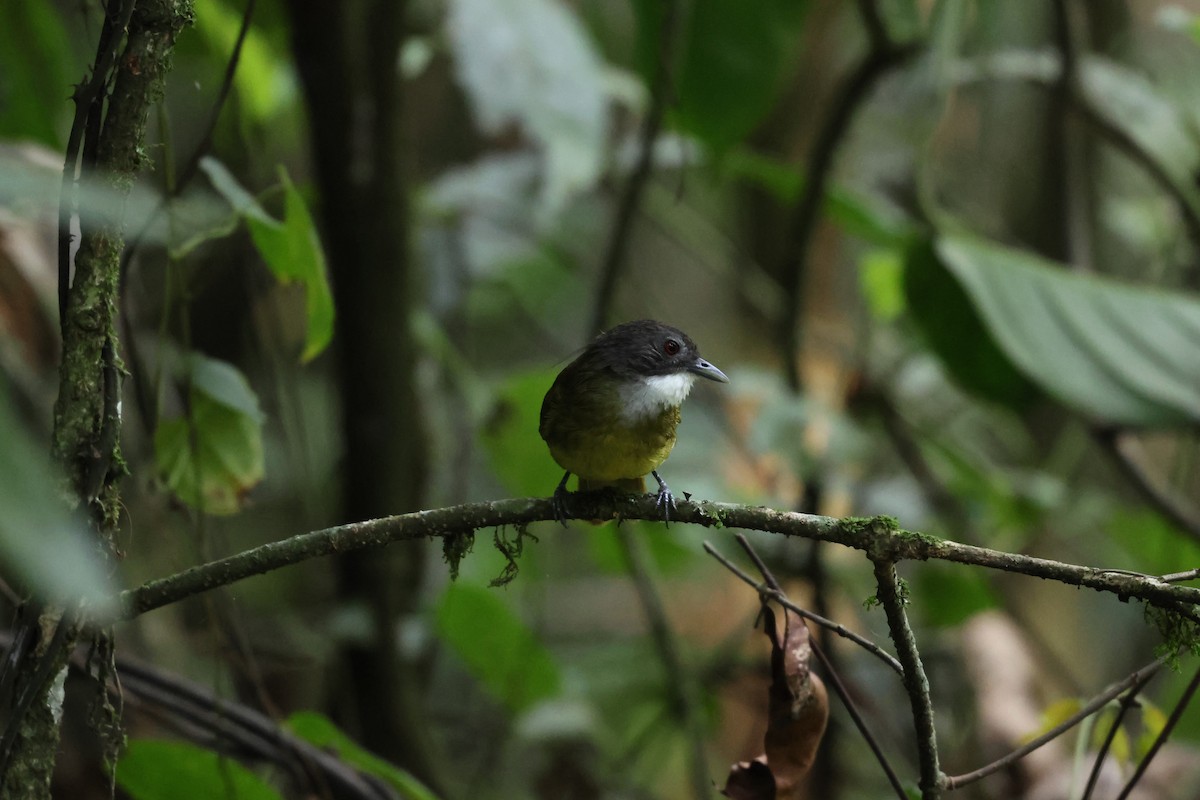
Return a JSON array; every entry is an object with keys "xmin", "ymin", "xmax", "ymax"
[{"xmin": 2, "ymin": 0, "xmax": 1200, "ymax": 798}]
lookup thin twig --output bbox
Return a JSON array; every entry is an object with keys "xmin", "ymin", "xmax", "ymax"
[
  {"xmin": 871, "ymin": 559, "xmax": 940, "ymax": 798},
  {"xmin": 703, "ymin": 540, "xmax": 902, "ymax": 674},
  {"xmin": 614, "ymin": 525, "xmax": 712, "ymax": 800},
  {"xmin": 1115, "ymin": 660, "xmax": 1200, "ymax": 800},
  {"xmin": 944, "ymin": 658, "xmax": 1164, "ymax": 791},
  {"xmin": 590, "ymin": 0, "xmax": 680, "ymax": 335},
  {"xmin": 1081, "ymin": 669, "xmax": 1157, "ymax": 800},
  {"xmin": 727, "ymin": 534, "xmax": 908, "ymax": 799}
]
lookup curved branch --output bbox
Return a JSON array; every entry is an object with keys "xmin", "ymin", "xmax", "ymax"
[
  {"xmin": 777, "ymin": 3, "xmax": 918, "ymax": 390},
  {"xmin": 116, "ymin": 496, "xmax": 1200, "ymax": 623}
]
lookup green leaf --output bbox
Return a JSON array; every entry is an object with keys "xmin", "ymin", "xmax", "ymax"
[
  {"xmin": 633, "ymin": 0, "xmax": 809, "ymax": 152},
  {"xmin": 1136, "ymin": 700, "xmax": 1168, "ymax": 759},
  {"xmin": 201, "ymin": 159, "xmax": 334, "ymax": 362},
  {"xmin": 192, "ymin": 0, "xmax": 292, "ymax": 125},
  {"xmin": 903, "ymin": 238, "xmax": 1039, "ymax": 409},
  {"xmin": 245, "ymin": 171, "xmax": 335, "ymax": 362},
  {"xmin": 722, "ymin": 148, "xmax": 913, "ymax": 245},
  {"xmin": 185, "ymin": 352, "xmax": 266, "ymax": 422},
  {"xmin": 585, "ymin": 521, "xmax": 695, "ymax": 575},
  {"xmin": 1030, "ymin": 697, "xmax": 1083, "ymax": 741},
  {"xmin": 117, "ymin": 739, "xmax": 281, "ymax": 800},
  {"xmin": 154, "ymin": 354, "xmax": 265, "ymax": 515},
  {"xmin": 912, "ymin": 562, "xmax": 998, "ymax": 627},
  {"xmin": 199, "ymin": 157, "xmax": 274, "ymax": 224},
  {"xmin": 0, "ymin": 0, "xmax": 72, "ymax": 147},
  {"xmin": 480, "ymin": 367, "xmax": 565, "ymax": 498},
  {"xmin": 936, "ymin": 233, "xmax": 1200, "ymax": 427},
  {"xmin": 860, "ymin": 248, "xmax": 907, "ymax": 322},
  {"xmin": 286, "ymin": 712, "xmax": 440, "ymax": 800},
  {"xmin": 435, "ymin": 583, "xmax": 563, "ymax": 712},
  {"xmin": 0, "ymin": 383, "xmax": 113, "ymax": 613}
]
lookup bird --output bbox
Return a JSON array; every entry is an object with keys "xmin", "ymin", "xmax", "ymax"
[{"xmin": 539, "ymin": 319, "xmax": 728, "ymax": 525}]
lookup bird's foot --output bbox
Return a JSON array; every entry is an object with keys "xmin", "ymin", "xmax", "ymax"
[
  {"xmin": 552, "ymin": 472, "xmax": 572, "ymax": 527},
  {"xmin": 652, "ymin": 471, "xmax": 675, "ymax": 524}
]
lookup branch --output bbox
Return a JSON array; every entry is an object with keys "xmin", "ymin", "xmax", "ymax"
[
  {"xmin": 116, "ymin": 496, "xmax": 1200, "ymax": 623},
  {"xmin": 777, "ymin": 1, "xmax": 917, "ymax": 389},
  {"xmin": 1115, "ymin": 660, "xmax": 1200, "ymax": 800},
  {"xmin": 702, "ymin": 541, "xmax": 902, "ymax": 675},
  {"xmin": 943, "ymin": 658, "xmax": 1164, "ymax": 791},
  {"xmin": 871, "ymin": 559, "xmax": 940, "ymax": 798},
  {"xmin": 1082, "ymin": 667, "xmax": 1157, "ymax": 800},
  {"xmin": 721, "ymin": 535, "xmax": 908, "ymax": 799}
]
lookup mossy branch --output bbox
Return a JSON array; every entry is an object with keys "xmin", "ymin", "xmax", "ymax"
[{"xmin": 117, "ymin": 494, "xmax": 1200, "ymax": 622}]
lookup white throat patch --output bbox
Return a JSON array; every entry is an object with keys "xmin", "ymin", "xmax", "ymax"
[{"xmin": 619, "ymin": 373, "xmax": 696, "ymax": 421}]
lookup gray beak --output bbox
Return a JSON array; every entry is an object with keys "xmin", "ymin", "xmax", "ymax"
[{"xmin": 689, "ymin": 358, "xmax": 729, "ymax": 383}]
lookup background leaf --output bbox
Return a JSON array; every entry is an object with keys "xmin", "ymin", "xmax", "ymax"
[
  {"xmin": 633, "ymin": 0, "xmax": 809, "ymax": 152},
  {"xmin": 435, "ymin": 583, "xmax": 563, "ymax": 712},
  {"xmin": 245, "ymin": 171, "xmax": 335, "ymax": 362},
  {"xmin": 0, "ymin": 383, "xmax": 113, "ymax": 612},
  {"xmin": 154, "ymin": 354, "xmax": 266, "ymax": 515},
  {"xmin": 902, "ymin": 238, "xmax": 1039, "ymax": 409},
  {"xmin": 480, "ymin": 367, "xmax": 564, "ymax": 497},
  {"xmin": 117, "ymin": 739, "xmax": 281, "ymax": 800},
  {"xmin": 936, "ymin": 234, "xmax": 1200, "ymax": 427},
  {"xmin": 286, "ymin": 712, "xmax": 440, "ymax": 800},
  {"xmin": 446, "ymin": 0, "xmax": 606, "ymax": 216}
]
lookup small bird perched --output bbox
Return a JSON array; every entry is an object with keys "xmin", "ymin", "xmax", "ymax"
[{"xmin": 539, "ymin": 319, "xmax": 729, "ymax": 525}]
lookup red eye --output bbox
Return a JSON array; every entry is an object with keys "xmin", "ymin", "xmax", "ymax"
[{"xmin": 663, "ymin": 339, "xmax": 680, "ymax": 356}]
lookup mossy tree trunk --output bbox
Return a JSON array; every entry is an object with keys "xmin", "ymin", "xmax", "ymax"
[{"xmin": 0, "ymin": 2, "xmax": 193, "ymax": 796}]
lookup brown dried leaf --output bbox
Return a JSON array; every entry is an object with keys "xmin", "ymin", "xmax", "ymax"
[{"xmin": 723, "ymin": 603, "xmax": 830, "ymax": 800}]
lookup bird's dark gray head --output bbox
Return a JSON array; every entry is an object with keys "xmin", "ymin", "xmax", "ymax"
[{"xmin": 588, "ymin": 320, "xmax": 729, "ymax": 383}]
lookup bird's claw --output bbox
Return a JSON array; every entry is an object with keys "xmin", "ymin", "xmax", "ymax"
[
  {"xmin": 552, "ymin": 472, "xmax": 572, "ymax": 527},
  {"xmin": 652, "ymin": 471, "xmax": 675, "ymax": 524}
]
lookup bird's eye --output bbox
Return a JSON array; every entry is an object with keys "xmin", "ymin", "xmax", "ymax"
[{"xmin": 663, "ymin": 338, "xmax": 680, "ymax": 356}]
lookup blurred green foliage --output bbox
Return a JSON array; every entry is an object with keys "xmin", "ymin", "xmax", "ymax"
[{"xmin": 4, "ymin": 0, "xmax": 1200, "ymax": 797}]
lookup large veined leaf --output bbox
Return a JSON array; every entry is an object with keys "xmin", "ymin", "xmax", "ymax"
[
  {"xmin": 903, "ymin": 239, "xmax": 1038, "ymax": 410},
  {"xmin": 935, "ymin": 234, "xmax": 1200, "ymax": 427}
]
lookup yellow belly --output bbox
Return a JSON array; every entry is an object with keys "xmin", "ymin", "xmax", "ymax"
[{"xmin": 545, "ymin": 406, "xmax": 680, "ymax": 484}]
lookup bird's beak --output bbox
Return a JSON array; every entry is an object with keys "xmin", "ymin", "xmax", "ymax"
[{"xmin": 689, "ymin": 358, "xmax": 729, "ymax": 383}]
